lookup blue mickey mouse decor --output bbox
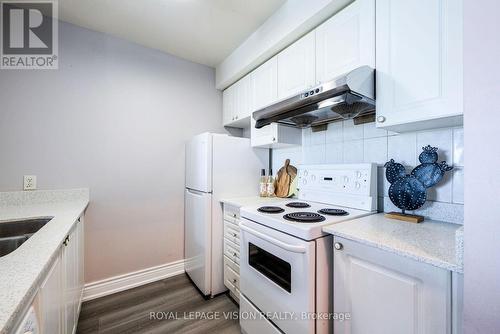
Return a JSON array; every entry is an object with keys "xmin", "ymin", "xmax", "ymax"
[{"xmin": 385, "ymin": 145, "xmax": 453, "ymax": 221}]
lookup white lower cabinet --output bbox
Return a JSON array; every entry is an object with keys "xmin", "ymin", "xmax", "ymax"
[
  {"xmin": 62, "ymin": 218, "xmax": 84, "ymax": 334},
  {"xmin": 39, "ymin": 253, "xmax": 63, "ymax": 334},
  {"xmin": 333, "ymin": 236, "xmax": 452, "ymax": 334},
  {"xmin": 222, "ymin": 205, "xmax": 241, "ymax": 303},
  {"xmin": 18, "ymin": 215, "xmax": 85, "ymax": 334}
]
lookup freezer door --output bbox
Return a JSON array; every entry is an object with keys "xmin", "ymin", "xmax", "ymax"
[
  {"xmin": 184, "ymin": 188, "xmax": 212, "ymax": 295},
  {"xmin": 185, "ymin": 132, "xmax": 212, "ymax": 192}
]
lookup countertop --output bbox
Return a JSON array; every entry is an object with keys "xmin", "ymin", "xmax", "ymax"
[
  {"xmin": 220, "ymin": 196, "xmax": 283, "ymax": 208},
  {"xmin": 323, "ymin": 213, "xmax": 463, "ymax": 273},
  {"xmin": 0, "ymin": 189, "xmax": 89, "ymax": 334}
]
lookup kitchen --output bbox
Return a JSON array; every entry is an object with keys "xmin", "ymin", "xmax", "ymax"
[{"xmin": 0, "ymin": 0, "xmax": 498, "ymax": 333}]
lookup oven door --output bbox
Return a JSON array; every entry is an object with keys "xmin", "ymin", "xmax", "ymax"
[{"xmin": 239, "ymin": 218, "xmax": 315, "ymax": 334}]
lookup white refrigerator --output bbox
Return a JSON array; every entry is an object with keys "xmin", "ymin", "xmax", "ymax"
[{"xmin": 184, "ymin": 132, "xmax": 268, "ymax": 297}]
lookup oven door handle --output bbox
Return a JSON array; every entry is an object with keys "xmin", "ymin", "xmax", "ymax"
[{"xmin": 240, "ymin": 223, "xmax": 307, "ymax": 254}]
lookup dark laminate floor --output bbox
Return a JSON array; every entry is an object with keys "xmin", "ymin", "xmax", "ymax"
[{"xmin": 76, "ymin": 274, "xmax": 241, "ymax": 334}]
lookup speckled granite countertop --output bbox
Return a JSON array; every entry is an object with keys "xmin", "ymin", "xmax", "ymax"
[
  {"xmin": 220, "ymin": 196, "xmax": 283, "ymax": 208},
  {"xmin": 323, "ymin": 213, "xmax": 463, "ymax": 273},
  {"xmin": 0, "ymin": 189, "xmax": 89, "ymax": 334}
]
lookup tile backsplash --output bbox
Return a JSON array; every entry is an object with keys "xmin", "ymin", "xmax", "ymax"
[{"xmin": 272, "ymin": 120, "xmax": 464, "ymax": 224}]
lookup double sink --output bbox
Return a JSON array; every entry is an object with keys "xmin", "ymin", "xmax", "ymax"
[{"xmin": 0, "ymin": 217, "xmax": 53, "ymax": 257}]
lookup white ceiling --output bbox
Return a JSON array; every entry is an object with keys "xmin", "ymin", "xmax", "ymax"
[{"xmin": 59, "ymin": 0, "xmax": 286, "ymax": 67}]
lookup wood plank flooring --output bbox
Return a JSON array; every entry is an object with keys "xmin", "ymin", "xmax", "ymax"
[{"xmin": 76, "ymin": 274, "xmax": 241, "ymax": 334}]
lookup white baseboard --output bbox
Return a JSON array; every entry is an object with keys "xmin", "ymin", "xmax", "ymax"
[{"xmin": 82, "ymin": 259, "xmax": 185, "ymax": 302}]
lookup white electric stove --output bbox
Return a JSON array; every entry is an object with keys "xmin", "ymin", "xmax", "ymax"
[{"xmin": 238, "ymin": 164, "xmax": 378, "ymax": 334}]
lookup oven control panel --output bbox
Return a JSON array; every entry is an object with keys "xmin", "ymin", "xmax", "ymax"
[{"xmin": 297, "ymin": 164, "xmax": 377, "ymax": 211}]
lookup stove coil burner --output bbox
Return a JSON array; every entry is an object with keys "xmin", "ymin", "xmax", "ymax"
[
  {"xmin": 258, "ymin": 206, "xmax": 285, "ymax": 214},
  {"xmin": 318, "ymin": 208, "xmax": 349, "ymax": 216},
  {"xmin": 286, "ymin": 202, "xmax": 311, "ymax": 208},
  {"xmin": 283, "ymin": 212, "xmax": 326, "ymax": 223}
]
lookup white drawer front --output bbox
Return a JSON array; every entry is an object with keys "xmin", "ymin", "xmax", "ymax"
[
  {"xmin": 224, "ymin": 223, "xmax": 240, "ymax": 245},
  {"xmin": 224, "ymin": 254, "xmax": 240, "ymax": 274},
  {"xmin": 224, "ymin": 259, "xmax": 240, "ymax": 290},
  {"xmin": 224, "ymin": 239, "xmax": 240, "ymax": 263},
  {"xmin": 223, "ymin": 205, "xmax": 240, "ymax": 224}
]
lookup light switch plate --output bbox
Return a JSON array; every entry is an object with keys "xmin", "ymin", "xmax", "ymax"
[{"xmin": 24, "ymin": 175, "xmax": 37, "ymax": 191}]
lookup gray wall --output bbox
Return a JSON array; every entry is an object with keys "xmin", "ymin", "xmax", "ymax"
[
  {"xmin": 463, "ymin": 0, "xmax": 500, "ymax": 332},
  {"xmin": 0, "ymin": 22, "xmax": 224, "ymax": 283}
]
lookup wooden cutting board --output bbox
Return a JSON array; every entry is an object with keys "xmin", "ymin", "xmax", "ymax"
[{"xmin": 275, "ymin": 159, "xmax": 295, "ymax": 198}]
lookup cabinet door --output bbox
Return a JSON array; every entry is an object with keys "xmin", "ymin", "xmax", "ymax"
[
  {"xmin": 277, "ymin": 31, "xmax": 316, "ymax": 99},
  {"xmin": 78, "ymin": 217, "xmax": 85, "ymax": 304},
  {"xmin": 252, "ymin": 56, "xmax": 278, "ymax": 111},
  {"xmin": 62, "ymin": 227, "xmax": 79, "ymax": 334},
  {"xmin": 250, "ymin": 117, "xmax": 301, "ymax": 148},
  {"xmin": 333, "ymin": 237, "xmax": 451, "ymax": 334},
  {"xmin": 39, "ymin": 253, "xmax": 63, "ymax": 334},
  {"xmin": 375, "ymin": 0, "xmax": 463, "ymax": 132},
  {"xmin": 222, "ymin": 84, "xmax": 235, "ymax": 126},
  {"xmin": 234, "ymin": 74, "xmax": 253, "ymax": 124},
  {"xmin": 315, "ymin": 0, "xmax": 375, "ymax": 84}
]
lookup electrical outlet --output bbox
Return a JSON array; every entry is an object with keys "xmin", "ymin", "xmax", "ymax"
[{"xmin": 24, "ymin": 175, "xmax": 37, "ymax": 191}]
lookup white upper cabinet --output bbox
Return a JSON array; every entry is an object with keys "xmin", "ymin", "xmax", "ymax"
[
  {"xmin": 376, "ymin": 0, "xmax": 463, "ymax": 132},
  {"xmin": 222, "ymin": 84, "xmax": 235, "ymax": 126},
  {"xmin": 223, "ymin": 74, "xmax": 253, "ymax": 128},
  {"xmin": 315, "ymin": 0, "xmax": 375, "ymax": 84},
  {"xmin": 277, "ymin": 31, "xmax": 316, "ymax": 99},
  {"xmin": 252, "ymin": 56, "xmax": 278, "ymax": 111}
]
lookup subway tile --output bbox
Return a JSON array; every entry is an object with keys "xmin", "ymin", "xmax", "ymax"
[
  {"xmin": 302, "ymin": 128, "xmax": 311, "ymax": 146},
  {"xmin": 363, "ymin": 122, "xmax": 388, "ymax": 139},
  {"xmin": 343, "ymin": 119, "xmax": 364, "ymax": 141},
  {"xmin": 417, "ymin": 128, "xmax": 453, "ymax": 163},
  {"xmin": 453, "ymin": 127, "xmax": 464, "ymax": 167},
  {"xmin": 377, "ymin": 167, "xmax": 386, "ymax": 197},
  {"xmin": 426, "ymin": 170, "xmax": 452, "ymax": 203},
  {"xmin": 325, "ymin": 142, "xmax": 343, "ymax": 163},
  {"xmin": 363, "ymin": 137, "xmax": 388, "ymax": 165},
  {"xmin": 387, "ymin": 133, "xmax": 417, "ymax": 166},
  {"xmin": 310, "ymin": 128, "xmax": 326, "ymax": 145},
  {"xmin": 343, "ymin": 140, "xmax": 364, "ymax": 163},
  {"xmin": 452, "ymin": 167, "xmax": 464, "ymax": 204},
  {"xmin": 302, "ymin": 144, "xmax": 326, "ymax": 164},
  {"xmin": 413, "ymin": 200, "xmax": 464, "ymax": 224},
  {"xmin": 325, "ymin": 121, "xmax": 343, "ymax": 143}
]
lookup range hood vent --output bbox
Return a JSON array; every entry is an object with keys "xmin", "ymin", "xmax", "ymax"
[{"xmin": 253, "ymin": 66, "xmax": 375, "ymax": 129}]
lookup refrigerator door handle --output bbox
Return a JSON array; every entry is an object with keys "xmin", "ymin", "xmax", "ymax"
[{"xmin": 186, "ymin": 188, "xmax": 208, "ymax": 196}]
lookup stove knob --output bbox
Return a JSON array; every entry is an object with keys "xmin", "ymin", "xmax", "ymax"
[
  {"xmin": 356, "ymin": 171, "xmax": 362, "ymax": 178},
  {"xmin": 303, "ymin": 170, "xmax": 308, "ymax": 176},
  {"xmin": 334, "ymin": 242, "xmax": 343, "ymax": 251},
  {"xmin": 302, "ymin": 178, "xmax": 308, "ymax": 185},
  {"xmin": 355, "ymin": 182, "xmax": 361, "ymax": 189},
  {"xmin": 344, "ymin": 176, "xmax": 349, "ymax": 183},
  {"xmin": 311, "ymin": 174, "xmax": 316, "ymax": 181}
]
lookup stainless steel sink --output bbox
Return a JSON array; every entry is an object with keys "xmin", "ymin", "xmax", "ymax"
[{"xmin": 0, "ymin": 217, "xmax": 53, "ymax": 257}]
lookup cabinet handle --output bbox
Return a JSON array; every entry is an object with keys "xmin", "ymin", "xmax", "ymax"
[
  {"xmin": 233, "ymin": 213, "xmax": 236, "ymax": 218},
  {"xmin": 233, "ymin": 252, "xmax": 237, "ymax": 257},
  {"xmin": 272, "ymin": 137, "xmax": 276, "ymax": 142},
  {"xmin": 377, "ymin": 116, "xmax": 386, "ymax": 123},
  {"xmin": 232, "ymin": 278, "xmax": 237, "ymax": 283},
  {"xmin": 233, "ymin": 233, "xmax": 237, "ymax": 237},
  {"xmin": 334, "ymin": 242, "xmax": 343, "ymax": 251}
]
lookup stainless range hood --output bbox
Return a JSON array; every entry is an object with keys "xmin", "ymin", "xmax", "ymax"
[{"xmin": 253, "ymin": 66, "xmax": 375, "ymax": 129}]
